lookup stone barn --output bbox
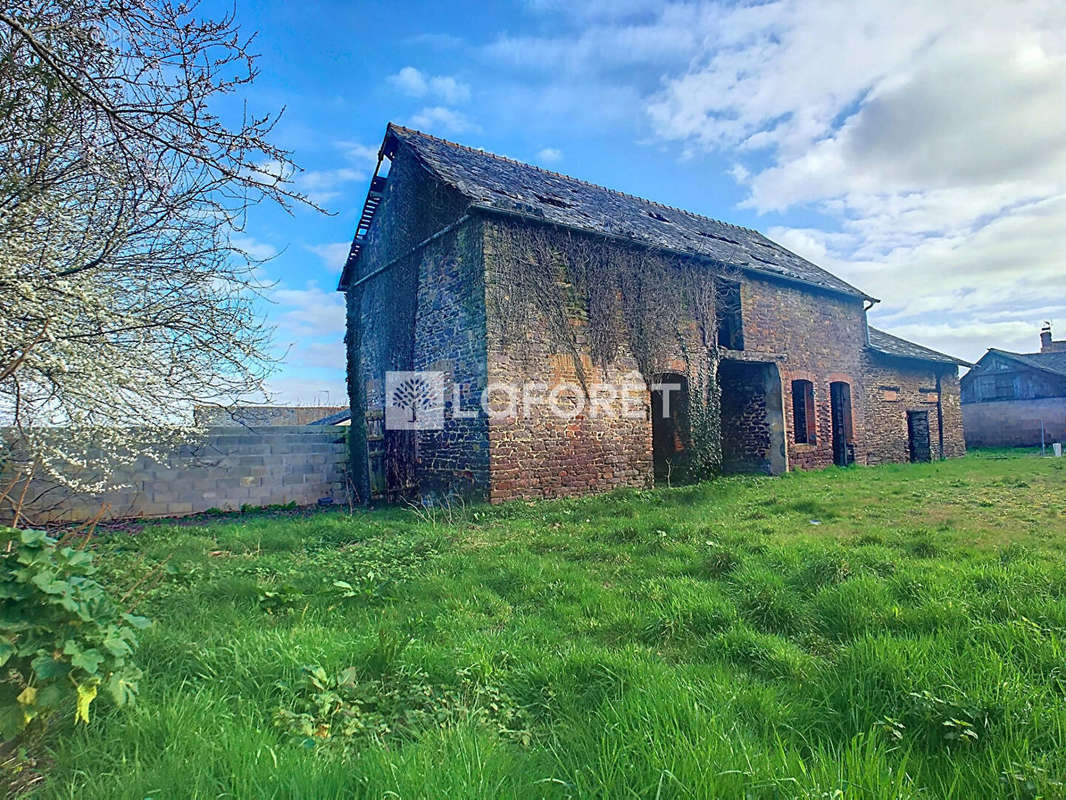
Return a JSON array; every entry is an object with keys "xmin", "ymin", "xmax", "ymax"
[{"xmin": 339, "ymin": 124, "xmax": 968, "ymax": 502}]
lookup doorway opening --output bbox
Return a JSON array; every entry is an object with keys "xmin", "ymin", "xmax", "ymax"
[
  {"xmin": 829, "ymin": 381, "xmax": 854, "ymax": 466},
  {"xmin": 907, "ymin": 410, "xmax": 931, "ymax": 462},
  {"xmin": 651, "ymin": 373, "xmax": 689, "ymax": 484},
  {"xmin": 719, "ymin": 360, "xmax": 787, "ymax": 475}
]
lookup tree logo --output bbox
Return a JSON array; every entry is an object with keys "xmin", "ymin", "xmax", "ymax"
[{"xmin": 385, "ymin": 371, "xmax": 445, "ymax": 430}]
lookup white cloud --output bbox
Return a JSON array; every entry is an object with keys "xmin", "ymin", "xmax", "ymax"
[
  {"xmin": 259, "ymin": 375, "xmax": 347, "ymax": 408},
  {"xmin": 230, "ymin": 235, "xmax": 279, "ymax": 262},
  {"xmin": 272, "ymin": 283, "xmax": 346, "ymax": 339},
  {"xmin": 483, "ymin": 4, "xmax": 711, "ymax": 75},
  {"xmin": 295, "ymin": 167, "xmax": 366, "ymax": 205},
  {"xmin": 623, "ymin": 0, "xmax": 1066, "ymax": 359},
  {"xmin": 307, "ymin": 242, "xmax": 351, "ymax": 273},
  {"xmin": 336, "ymin": 140, "xmax": 380, "ymax": 165},
  {"xmin": 741, "ymin": 38, "xmax": 1066, "ymax": 213},
  {"xmin": 536, "ymin": 147, "xmax": 563, "ymax": 164},
  {"xmin": 388, "ymin": 66, "xmax": 471, "ymax": 104},
  {"xmin": 524, "ymin": 0, "xmax": 661, "ymax": 21},
  {"xmin": 769, "ymin": 193, "xmax": 1066, "ymax": 361},
  {"xmin": 409, "ymin": 106, "xmax": 478, "ymax": 135},
  {"xmin": 296, "ymin": 340, "xmax": 346, "ymax": 369}
]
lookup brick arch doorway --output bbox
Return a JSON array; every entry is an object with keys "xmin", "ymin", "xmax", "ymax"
[{"xmin": 651, "ymin": 373, "xmax": 690, "ymax": 484}]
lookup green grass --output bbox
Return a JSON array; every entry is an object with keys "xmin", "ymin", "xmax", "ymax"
[{"xmin": 32, "ymin": 450, "xmax": 1066, "ymax": 798}]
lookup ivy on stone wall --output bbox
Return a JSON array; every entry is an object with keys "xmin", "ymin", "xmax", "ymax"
[{"xmin": 486, "ymin": 219, "xmax": 738, "ymax": 479}]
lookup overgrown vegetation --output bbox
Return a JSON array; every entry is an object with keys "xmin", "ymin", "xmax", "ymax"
[
  {"xmin": 487, "ymin": 220, "xmax": 737, "ymax": 478},
  {"xmin": 23, "ymin": 451, "xmax": 1066, "ymax": 797},
  {"xmin": 0, "ymin": 529, "xmax": 149, "ymax": 741}
]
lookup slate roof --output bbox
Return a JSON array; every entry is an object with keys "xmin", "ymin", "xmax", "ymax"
[
  {"xmin": 382, "ymin": 124, "xmax": 874, "ymax": 301},
  {"xmin": 983, "ymin": 348, "xmax": 1066, "ymax": 379},
  {"xmin": 867, "ymin": 327, "xmax": 971, "ymax": 367}
]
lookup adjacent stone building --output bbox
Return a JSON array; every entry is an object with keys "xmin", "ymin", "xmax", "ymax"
[
  {"xmin": 193, "ymin": 405, "xmax": 347, "ymax": 427},
  {"xmin": 339, "ymin": 124, "xmax": 969, "ymax": 502},
  {"xmin": 960, "ymin": 325, "xmax": 1066, "ymax": 447}
]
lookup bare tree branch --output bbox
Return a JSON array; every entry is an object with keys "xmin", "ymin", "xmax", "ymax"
[{"xmin": 0, "ymin": 0, "xmax": 321, "ymax": 502}]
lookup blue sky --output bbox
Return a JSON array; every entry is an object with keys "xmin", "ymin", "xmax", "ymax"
[{"xmin": 219, "ymin": 0, "xmax": 1066, "ymax": 405}]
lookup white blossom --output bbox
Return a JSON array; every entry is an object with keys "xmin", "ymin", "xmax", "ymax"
[{"xmin": 0, "ymin": 2, "xmax": 315, "ymax": 506}]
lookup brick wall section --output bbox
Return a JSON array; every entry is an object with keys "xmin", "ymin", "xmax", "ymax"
[
  {"xmin": 10, "ymin": 426, "xmax": 348, "ymax": 524},
  {"xmin": 739, "ymin": 276, "xmax": 868, "ymax": 470},
  {"xmin": 963, "ymin": 397, "xmax": 1066, "ymax": 447},
  {"xmin": 860, "ymin": 355, "xmax": 965, "ymax": 463},
  {"xmin": 482, "ymin": 219, "xmax": 654, "ymax": 501}
]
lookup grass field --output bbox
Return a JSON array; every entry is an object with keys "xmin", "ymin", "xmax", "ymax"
[{"xmin": 33, "ymin": 450, "xmax": 1066, "ymax": 798}]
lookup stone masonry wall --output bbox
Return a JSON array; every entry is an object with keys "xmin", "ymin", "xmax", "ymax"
[
  {"xmin": 738, "ymin": 276, "xmax": 868, "ymax": 470},
  {"xmin": 939, "ymin": 371, "xmax": 966, "ymax": 459},
  {"xmin": 720, "ymin": 363, "xmax": 772, "ymax": 473},
  {"xmin": 9, "ymin": 426, "xmax": 348, "ymax": 524},
  {"xmin": 346, "ymin": 144, "xmax": 472, "ymax": 500},
  {"xmin": 411, "ymin": 217, "xmax": 491, "ymax": 497},
  {"xmin": 963, "ymin": 397, "xmax": 1066, "ymax": 447},
  {"xmin": 860, "ymin": 355, "xmax": 965, "ymax": 463},
  {"xmin": 193, "ymin": 406, "xmax": 346, "ymax": 427}
]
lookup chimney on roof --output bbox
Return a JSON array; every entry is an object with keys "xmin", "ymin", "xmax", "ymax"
[{"xmin": 1041, "ymin": 322, "xmax": 1066, "ymax": 353}]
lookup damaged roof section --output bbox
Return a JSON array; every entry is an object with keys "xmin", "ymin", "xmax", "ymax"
[
  {"xmin": 867, "ymin": 327, "xmax": 972, "ymax": 367},
  {"xmin": 384, "ymin": 124, "xmax": 875, "ymax": 301}
]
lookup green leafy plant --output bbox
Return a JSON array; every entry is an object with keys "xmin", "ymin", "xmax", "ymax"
[
  {"xmin": 897, "ymin": 688, "xmax": 992, "ymax": 751},
  {"xmin": 0, "ymin": 528, "xmax": 149, "ymax": 738},
  {"xmin": 275, "ymin": 658, "xmax": 532, "ymax": 751},
  {"xmin": 256, "ymin": 582, "xmax": 302, "ymax": 613}
]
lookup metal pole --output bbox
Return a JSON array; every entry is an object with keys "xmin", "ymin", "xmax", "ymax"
[{"xmin": 1041, "ymin": 419, "xmax": 1046, "ymax": 456}]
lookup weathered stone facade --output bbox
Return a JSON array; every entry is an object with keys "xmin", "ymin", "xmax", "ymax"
[
  {"xmin": 860, "ymin": 356, "xmax": 965, "ymax": 464},
  {"xmin": 340, "ymin": 124, "xmax": 969, "ymax": 503}
]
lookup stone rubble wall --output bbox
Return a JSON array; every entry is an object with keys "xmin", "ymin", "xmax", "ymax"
[{"xmin": 860, "ymin": 357, "xmax": 966, "ymax": 464}]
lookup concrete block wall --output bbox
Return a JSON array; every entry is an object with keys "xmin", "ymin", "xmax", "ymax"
[
  {"xmin": 10, "ymin": 426, "xmax": 349, "ymax": 524},
  {"xmin": 962, "ymin": 397, "xmax": 1066, "ymax": 447}
]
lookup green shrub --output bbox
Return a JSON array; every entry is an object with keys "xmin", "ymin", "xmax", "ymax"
[
  {"xmin": 0, "ymin": 528, "xmax": 149, "ymax": 738},
  {"xmin": 275, "ymin": 660, "xmax": 532, "ymax": 749}
]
